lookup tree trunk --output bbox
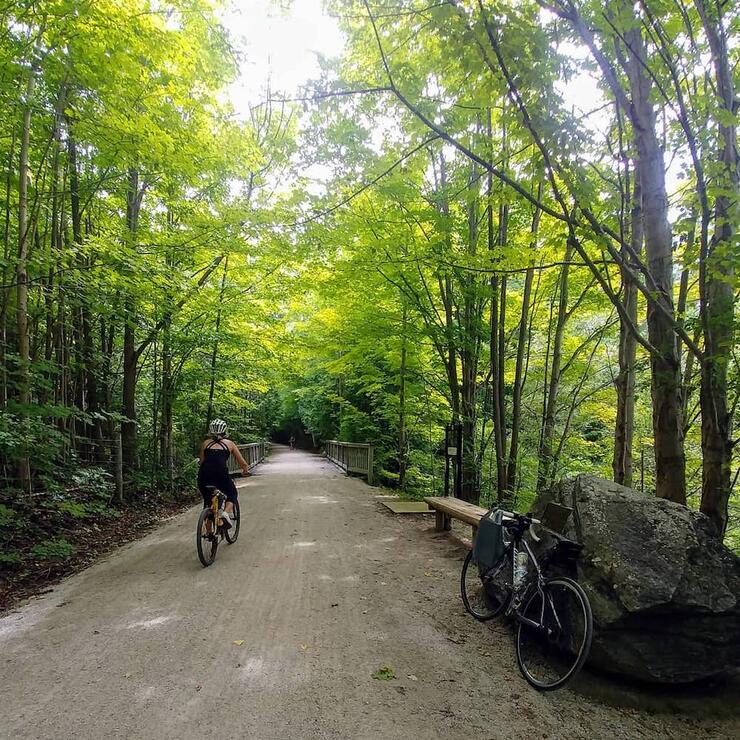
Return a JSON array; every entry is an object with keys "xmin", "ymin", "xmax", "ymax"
[
  {"xmin": 159, "ymin": 210, "xmax": 176, "ymax": 492},
  {"xmin": 624, "ymin": 24, "xmax": 686, "ymax": 503},
  {"xmin": 67, "ymin": 130, "xmax": 100, "ymax": 447},
  {"xmin": 537, "ymin": 241, "xmax": 572, "ymax": 493},
  {"xmin": 613, "ymin": 161, "xmax": 641, "ymax": 487},
  {"xmin": 496, "ymin": 268, "xmax": 507, "ymax": 494},
  {"xmin": 459, "ymin": 165, "xmax": 481, "ymax": 504},
  {"xmin": 15, "ymin": 68, "xmax": 36, "ymax": 491},
  {"xmin": 159, "ymin": 314, "xmax": 174, "ymax": 492},
  {"xmin": 1, "ymin": 129, "xmax": 16, "ymax": 410},
  {"xmin": 488, "ymin": 111, "xmax": 508, "ymax": 501},
  {"xmin": 695, "ymin": 0, "xmax": 737, "ymax": 535},
  {"xmin": 121, "ymin": 168, "xmax": 144, "ymax": 489},
  {"xmin": 398, "ymin": 302, "xmax": 408, "ymax": 490},
  {"xmin": 438, "ymin": 153, "xmax": 461, "ymax": 422},
  {"xmin": 122, "ymin": 300, "xmax": 138, "ymax": 482},
  {"xmin": 204, "ymin": 256, "xmax": 229, "ymax": 434},
  {"xmin": 507, "ymin": 195, "xmax": 540, "ymax": 496},
  {"xmin": 101, "ymin": 316, "xmax": 116, "ymax": 443}
]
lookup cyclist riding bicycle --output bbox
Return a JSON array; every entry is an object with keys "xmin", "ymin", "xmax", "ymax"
[{"xmin": 198, "ymin": 418, "xmax": 249, "ymax": 529}]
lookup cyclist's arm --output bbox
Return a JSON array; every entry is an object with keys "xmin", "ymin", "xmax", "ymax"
[
  {"xmin": 229, "ymin": 441, "xmax": 250, "ymax": 475},
  {"xmin": 198, "ymin": 440, "xmax": 206, "ymax": 464}
]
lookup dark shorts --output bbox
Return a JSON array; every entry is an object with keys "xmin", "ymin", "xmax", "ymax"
[{"xmin": 198, "ymin": 473, "xmax": 238, "ymax": 509}]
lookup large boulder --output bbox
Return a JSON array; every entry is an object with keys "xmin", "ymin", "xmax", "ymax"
[{"xmin": 531, "ymin": 474, "xmax": 740, "ymax": 684}]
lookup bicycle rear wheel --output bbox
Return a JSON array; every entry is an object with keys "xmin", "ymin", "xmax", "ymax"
[
  {"xmin": 460, "ymin": 549, "xmax": 512, "ymax": 621},
  {"xmin": 515, "ymin": 576, "xmax": 593, "ymax": 690},
  {"xmin": 196, "ymin": 508, "xmax": 218, "ymax": 567},
  {"xmin": 224, "ymin": 501, "xmax": 240, "ymax": 544}
]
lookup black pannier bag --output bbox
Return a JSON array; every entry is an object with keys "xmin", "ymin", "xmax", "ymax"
[{"xmin": 472, "ymin": 508, "xmax": 506, "ymax": 572}]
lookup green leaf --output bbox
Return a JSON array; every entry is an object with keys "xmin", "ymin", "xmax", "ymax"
[{"xmin": 371, "ymin": 666, "xmax": 396, "ymax": 681}]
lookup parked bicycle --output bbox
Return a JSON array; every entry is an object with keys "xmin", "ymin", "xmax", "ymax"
[
  {"xmin": 196, "ymin": 485, "xmax": 240, "ymax": 567},
  {"xmin": 461, "ymin": 507, "xmax": 592, "ymax": 690}
]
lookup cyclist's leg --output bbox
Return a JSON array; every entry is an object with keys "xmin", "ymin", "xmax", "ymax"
[
  {"xmin": 198, "ymin": 480, "xmax": 215, "ymax": 533},
  {"xmin": 221, "ymin": 475, "xmax": 238, "ymax": 515}
]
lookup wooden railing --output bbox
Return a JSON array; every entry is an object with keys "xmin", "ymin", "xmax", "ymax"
[
  {"xmin": 326, "ymin": 440, "xmax": 374, "ymax": 484},
  {"xmin": 228, "ymin": 441, "xmax": 268, "ymax": 474}
]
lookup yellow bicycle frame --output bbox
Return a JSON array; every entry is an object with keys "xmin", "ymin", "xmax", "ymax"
[{"xmin": 211, "ymin": 494, "xmax": 222, "ymax": 528}]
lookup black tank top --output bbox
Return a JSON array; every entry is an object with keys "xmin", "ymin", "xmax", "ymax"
[{"xmin": 200, "ymin": 439, "xmax": 230, "ymax": 477}]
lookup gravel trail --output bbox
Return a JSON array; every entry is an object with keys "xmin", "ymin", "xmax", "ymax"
[{"xmin": 1, "ymin": 446, "xmax": 736, "ymax": 739}]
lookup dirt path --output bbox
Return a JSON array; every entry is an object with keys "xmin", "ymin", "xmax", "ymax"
[{"xmin": 1, "ymin": 447, "xmax": 736, "ymax": 739}]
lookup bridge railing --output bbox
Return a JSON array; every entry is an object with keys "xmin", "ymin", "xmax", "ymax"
[
  {"xmin": 228, "ymin": 440, "xmax": 268, "ymax": 474},
  {"xmin": 325, "ymin": 440, "xmax": 374, "ymax": 484}
]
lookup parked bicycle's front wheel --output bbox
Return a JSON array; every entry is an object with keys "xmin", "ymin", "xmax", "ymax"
[
  {"xmin": 196, "ymin": 508, "xmax": 218, "ymax": 567},
  {"xmin": 515, "ymin": 576, "xmax": 593, "ymax": 691},
  {"xmin": 460, "ymin": 549, "xmax": 512, "ymax": 621}
]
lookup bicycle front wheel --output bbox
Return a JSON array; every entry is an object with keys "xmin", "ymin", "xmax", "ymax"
[
  {"xmin": 224, "ymin": 501, "xmax": 240, "ymax": 544},
  {"xmin": 515, "ymin": 576, "xmax": 593, "ymax": 691},
  {"xmin": 196, "ymin": 508, "xmax": 218, "ymax": 567},
  {"xmin": 460, "ymin": 549, "xmax": 512, "ymax": 621}
]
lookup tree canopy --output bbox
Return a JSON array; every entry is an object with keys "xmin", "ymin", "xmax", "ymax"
[{"xmin": 0, "ymin": 0, "xmax": 737, "ymax": 556}]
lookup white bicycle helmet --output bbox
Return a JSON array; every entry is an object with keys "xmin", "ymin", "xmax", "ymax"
[{"xmin": 209, "ymin": 418, "xmax": 228, "ymax": 437}]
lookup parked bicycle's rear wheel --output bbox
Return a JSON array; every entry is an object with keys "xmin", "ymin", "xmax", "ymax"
[
  {"xmin": 515, "ymin": 576, "xmax": 593, "ymax": 690},
  {"xmin": 460, "ymin": 549, "xmax": 512, "ymax": 621}
]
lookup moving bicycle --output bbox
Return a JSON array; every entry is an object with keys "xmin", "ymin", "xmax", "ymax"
[{"xmin": 196, "ymin": 418, "xmax": 248, "ymax": 567}]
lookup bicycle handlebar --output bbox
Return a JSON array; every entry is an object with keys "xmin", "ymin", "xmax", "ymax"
[
  {"xmin": 500, "ymin": 510, "xmax": 542, "ymax": 542},
  {"xmin": 500, "ymin": 510, "xmax": 541, "ymax": 526}
]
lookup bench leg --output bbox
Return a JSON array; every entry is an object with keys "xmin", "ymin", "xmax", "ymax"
[{"xmin": 435, "ymin": 510, "xmax": 445, "ymax": 532}]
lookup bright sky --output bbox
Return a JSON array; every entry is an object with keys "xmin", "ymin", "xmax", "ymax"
[{"xmin": 222, "ymin": 0, "xmax": 345, "ymax": 115}]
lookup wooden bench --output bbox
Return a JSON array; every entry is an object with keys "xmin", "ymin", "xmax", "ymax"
[{"xmin": 424, "ymin": 497, "xmax": 487, "ymax": 534}]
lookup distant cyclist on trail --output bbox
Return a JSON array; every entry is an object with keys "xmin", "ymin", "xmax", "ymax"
[
  {"xmin": 198, "ymin": 418, "xmax": 249, "ymax": 529},
  {"xmin": 289, "ymin": 434, "xmax": 296, "ymax": 450}
]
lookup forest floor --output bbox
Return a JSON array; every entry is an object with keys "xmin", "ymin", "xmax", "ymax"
[
  {"xmin": 0, "ymin": 446, "xmax": 737, "ymax": 740},
  {"xmin": 0, "ymin": 497, "xmax": 192, "ymax": 612}
]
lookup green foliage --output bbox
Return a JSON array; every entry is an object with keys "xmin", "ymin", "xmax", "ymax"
[
  {"xmin": 55, "ymin": 502, "xmax": 89, "ymax": 519},
  {"xmin": 0, "ymin": 504, "xmax": 15, "ymax": 527},
  {"xmin": 371, "ymin": 666, "xmax": 396, "ymax": 681},
  {"xmin": 30, "ymin": 538, "xmax": 76, "ymax": 562},
  {"xmin": 0, "ymin": 551, "xmax": 22, "ymax": 566},
  {"xmin": 0, "ymin": 0, "xmax": 736, "ymax": 565}
]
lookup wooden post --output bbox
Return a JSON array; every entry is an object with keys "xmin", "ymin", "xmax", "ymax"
[
  {"xmin": 444, "ymin": 423, "xmax": 451, "ymax": 497},
  {"xmin": 367, "ymin": 445, "xmax": 374, "ymax": 485},
  {"xmin": 114, "ymin": 424, "xmax": 124, "ymax": 504},
  {"xmin": 455, "ymin": 422, "xmax": 463, "ymax": 499}
]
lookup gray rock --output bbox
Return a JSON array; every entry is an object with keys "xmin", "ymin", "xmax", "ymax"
[{"xmin": 531, "ymin": 474, "xmax": 740, "ymax": 684}]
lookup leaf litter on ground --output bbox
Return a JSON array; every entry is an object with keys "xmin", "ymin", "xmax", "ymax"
[{"xmin": 371, "ymin": 666, "xmax": 396, "ymax": 681}]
